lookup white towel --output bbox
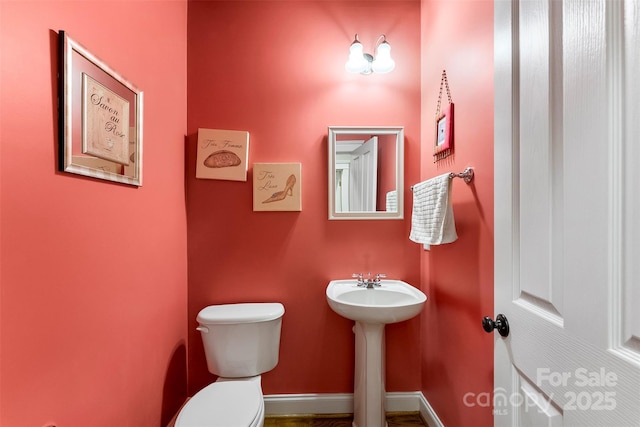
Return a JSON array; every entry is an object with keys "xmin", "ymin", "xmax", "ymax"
[
  {"xmin": 385, "ymin": 190, "xmax": 397, "ymax": 212},
  {"xmin": 409, "ymin": 173, "xmax": 458, "ymax": 245}
]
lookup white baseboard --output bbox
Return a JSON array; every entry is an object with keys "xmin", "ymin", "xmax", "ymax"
[
  {"xmin": 264, "ymin": 391, "xmax": 443, "ymax": 427},
  {"xmin": 264, "ymin": 393, "xmax": 353, "ymax": 416}
]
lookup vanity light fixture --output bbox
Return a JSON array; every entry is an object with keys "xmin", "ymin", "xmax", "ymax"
[{"xmin": 345, "ymin": 34, "xmax": 396, "ymax": 75}]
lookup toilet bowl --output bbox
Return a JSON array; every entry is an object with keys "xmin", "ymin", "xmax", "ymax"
[
  {"xmin": 175, "ymin": 378, "xmax": 264, "ymax": 427},
  {"xmin": 175, "ymin": 303, "xmax": 284, "ymax": 427}
]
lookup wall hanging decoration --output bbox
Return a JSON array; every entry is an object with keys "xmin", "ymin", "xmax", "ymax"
[
  {"xmin": 58, "ymin": 30, "xmax": 143, "ymax": 186},
  {"xmin": 253, "ymin": 163, "xmax": 302, "ymax": 212},
  {"xmin": 196, "ymin": 128, "xmax": 249, "ymax": 181},
  {"xmin": 434, "ymin": 69, "xmax": 454, "ymax": 162}
]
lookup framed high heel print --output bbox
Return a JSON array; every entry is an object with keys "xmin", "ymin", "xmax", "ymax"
[
  {"xmin": 196, "ymin": 128, "xmax": 250, "ymax": 181},
  {"xmin": 253, "ymin": 163, "xmax": 302, "ymax": 212}
]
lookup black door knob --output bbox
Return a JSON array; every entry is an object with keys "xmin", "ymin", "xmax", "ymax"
[{"xmin": 482, "ymin": 314, "xmax": 510, "ymax": 337}]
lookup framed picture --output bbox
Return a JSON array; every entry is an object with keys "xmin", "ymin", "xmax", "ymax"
[
  {"xmin": 253, "ymin": 163, "xmax": 302, "ymax": 212},
  {"xmin": 82, "ymin": 74, "xmax": 130, "ymax": 165},
  {"xmin": 434, "ymin": 102, "xmax": 454, "ymax": 161},
  {"xmin": 196, "ymin": 128, "xmax": 249, "ymax": 181},
  {"xmin": 58, "ymin": 30, "xmax": 143, "ymax": 186}
]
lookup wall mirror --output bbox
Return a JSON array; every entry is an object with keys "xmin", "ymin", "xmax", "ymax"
[
  {"xmin": 328, "ymin": 126, "xmax": 404, "ymax": 220},
  {"xmin": 58, "ymin": 30, "xmax": 143, "ymax": 186}
]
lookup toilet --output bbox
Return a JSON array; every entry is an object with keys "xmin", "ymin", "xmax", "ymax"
[{"xmin": 175, "ymin": 302, "xmax": 285, "ymax": 427}]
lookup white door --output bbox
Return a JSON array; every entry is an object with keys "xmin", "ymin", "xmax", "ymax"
[
  {"xmin": 349, "ymin": 136, "xmax": 378, "ymax": 211},
  {"xmin": 335, "ymin": 163, "xmax": 350, "ymax": 212},
  {"xmin": 493, "ymin": 0, "xmax": 640, "ymax": 425}
]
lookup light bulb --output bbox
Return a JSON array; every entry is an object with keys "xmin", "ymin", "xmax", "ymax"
[
  {"xmin": 371, "ymin": 41, "xmax": 395, "ymax": 74},
  {"xmin": 345, "ymin": 40, "xmax": 368, "ymax": 73}
]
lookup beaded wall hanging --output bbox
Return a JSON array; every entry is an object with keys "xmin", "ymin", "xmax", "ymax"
[{"xmin": 434, "ymin": 70, "xmax": 454, "ymax": 162}]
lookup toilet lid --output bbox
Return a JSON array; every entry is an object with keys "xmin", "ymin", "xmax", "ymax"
[
  {"xmin": 175, "ymin": 381, "xmax": 262, "ymax": 427},
  {"xmin": 198, "ymin": 303, "xmax": 285, "ymax": 325}
]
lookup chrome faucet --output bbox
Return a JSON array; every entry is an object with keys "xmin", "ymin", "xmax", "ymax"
[{"xmin": 352, "ymin": 272, "xmax": 387, "ymax": 289}]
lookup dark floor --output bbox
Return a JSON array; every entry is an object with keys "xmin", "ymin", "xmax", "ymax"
[{"xmin": 264, "ymin": 412, "xmax": 428, "ymax": 427}]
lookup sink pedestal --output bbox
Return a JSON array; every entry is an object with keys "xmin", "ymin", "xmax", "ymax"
[{"xmin": 353, "ymin": 321, "xmax": 387, "ymax": 427}]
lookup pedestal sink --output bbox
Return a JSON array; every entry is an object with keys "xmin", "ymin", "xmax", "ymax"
[{"xmin": 326, "ymin": 279, "xmax": 427, "ymax": 427}]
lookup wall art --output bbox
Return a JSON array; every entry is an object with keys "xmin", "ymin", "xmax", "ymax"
[
  {"xmin": 58, "ymin": 30, "xmax": 143, "ymax": 186},
  {"xmin": 434, "ymin": 69, "xmax": 454, "ymax": 162},
  {"xmin": 196, "ymin": 128, "xmax": 249, "ymax": 181},
  {"xmin": 253, "ymin": 163, "xmax": 302, "ymax": 212}
]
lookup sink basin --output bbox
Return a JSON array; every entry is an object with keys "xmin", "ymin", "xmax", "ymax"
[{"xmin": 326, "ymin": 279, "xmax": 427, "ymax": 324}]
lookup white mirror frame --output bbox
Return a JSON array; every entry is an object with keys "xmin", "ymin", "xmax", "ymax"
[{"xmin": 328, "ymin": 126, "xmax": 404, "ymax": 220}]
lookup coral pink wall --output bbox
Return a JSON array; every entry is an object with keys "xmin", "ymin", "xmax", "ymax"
[
  {"xmin": 420, "ymin": 1, "xmax": 494, "ymax": 426},
  {"xmin": 186, "ymin": 1, "xmax": 422, "ymax": 395},
  {"xmin": 1, "ymin": 0, "xmax": 495, "ymax": 424},
  {"xmin": 0, "ymin": 2, "xmax": 188, "ymax": 426}
]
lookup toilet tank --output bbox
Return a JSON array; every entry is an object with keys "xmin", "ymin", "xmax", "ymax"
[{"xmin": 196, "ymin": 303, "xmax": 285, "ymax": 378}]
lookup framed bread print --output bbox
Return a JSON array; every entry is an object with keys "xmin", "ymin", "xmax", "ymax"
[
  {"xmin": 253, "ymin": 163, "xmax": 302, "ymax": 212},
  {"xmin": 196, "ymin": 128, "xmax": 249, "ymax": 181}
]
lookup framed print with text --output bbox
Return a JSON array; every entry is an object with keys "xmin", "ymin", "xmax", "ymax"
[{"xmin": 58, "ymin": 30, "xmax": 143, "ymax": 186}]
